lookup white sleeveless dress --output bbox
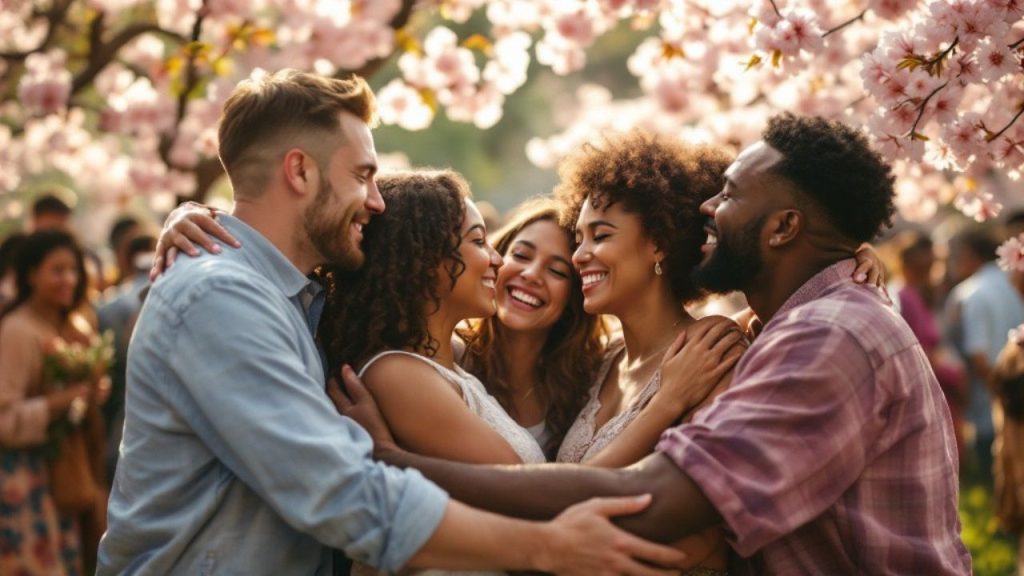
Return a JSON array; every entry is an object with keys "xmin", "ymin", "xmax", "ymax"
[{"xmin": 352, "ymin": 350, "xmax": 545, "ymax": 576}]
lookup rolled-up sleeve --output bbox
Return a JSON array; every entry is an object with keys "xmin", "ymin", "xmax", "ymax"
[
  {"xmin": 167, "ymin": 274, "xmax": 448, "ymax": 571},
  {"xmin": 656, "ymin": 320, "xmax": 875, "ymax": 557},
  {"xmin": 0, "ymin": 320, "xmax": 50, "ymax": 448}
]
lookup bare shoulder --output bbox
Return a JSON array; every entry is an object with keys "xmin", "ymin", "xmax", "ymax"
[
  {"xmin": 0, "ymin": 308, "xmax": 47, "ymax": 339},
  {"xmin": 361, "ymin": 353, "xmax": 459, "ymax": 398}
]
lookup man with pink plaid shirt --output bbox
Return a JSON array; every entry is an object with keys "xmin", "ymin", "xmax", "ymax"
[{"xmin": 338, "ymin": 114, "xmax": 971, "ymax": 574}]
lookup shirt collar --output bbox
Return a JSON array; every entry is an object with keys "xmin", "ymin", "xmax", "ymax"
[
  {"xmin": 219, "ymin": 214, "xmax": 312, "ymax": 299},
  {"xmin": 770, "ymin": 258, "xmax": 857, "ymax": 321}
]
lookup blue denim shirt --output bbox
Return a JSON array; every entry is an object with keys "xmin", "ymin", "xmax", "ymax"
[{"xmin": 98, "ymin": 215, "xmax": 448, "ymax": 575}]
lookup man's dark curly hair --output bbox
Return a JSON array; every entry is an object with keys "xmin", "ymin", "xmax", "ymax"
[
  {"xmin": 319, "ymin": 170, "xmax": 469, "ymax": 374},
  {"xmin": 762, "ymin": 113, "xmax": 896, "ymax": 243},
  {"xmin": 554, "ymin": 130, "xmax": 732, "ymax": 304}
]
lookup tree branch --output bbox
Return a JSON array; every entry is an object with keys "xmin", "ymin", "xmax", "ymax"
[
  {"xmin": 0, "ymin": 0, "xmax": 74, "ymax": 61},
  {"xmin": 905, "ymin": 80, "xmax": 948, "ymax": 139},
  {"xmin": 768, "ymin": 0, "xmax": 783, "ymax": 19},
  {"xmin": 986, "ymin": 104, "xmax": 1024, "ymax": 142},
  {"xmin": 71, "ymin": 22, "xmax": 188, "ymax": 96},
  {"xmin": 822, "ymin": 9, "xmax": 866, "ymax": 38},
  {"xmin": 340, "ymin": 0, "xmax": 418, "ymax": 80}
]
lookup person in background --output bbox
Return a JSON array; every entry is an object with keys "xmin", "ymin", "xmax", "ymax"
[
  {"xmin": 0, "ymin": 230, "xmax": 109, "ymax": 576},
  {"xmin": 945, "ymin": 225, "xmax": 1024, "ymax": 480},
  {"xmin": 96, "ymin": 233, "xmax": 156, "ymax": 480},
  {"xmin": 0, "ymin": 232, "xmax": 27, "ymax": 309},
  {"xmin": 888, "ymin": 230, "xmax": 966, "ymax": 458},
  {"xmin": 106, "ymin": 216, "xmax": 142, "ymax": 287},
  {"xmin": 29, "ymin": 193, "xmax": 74, "ymax": 233},
  {"xmin": 991, "ymin": 332, "xmax": 1024, "ymax": 575}
]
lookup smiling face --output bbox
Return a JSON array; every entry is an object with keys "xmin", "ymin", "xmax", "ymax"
[
  {"xmin": 693, "ymin": 141, "xmax": 781, "ymax": 294},
  {"xmin": 572, "ymin": 199, "xmax": 660, "ymax": 315},
  {"xmin": 304, "ymin": 112, "xmax": 385, "ymax": 271},
  {"xmin": 446, "ymin": 199, "xmax": 504, "ymax": 320},
  {"xmin": 495, "ymin": 219, "xmax": 574, "ymax": 335},
  {"xmin": 29, "ymin": 246, "xmax": 80, "ymax": 310}
]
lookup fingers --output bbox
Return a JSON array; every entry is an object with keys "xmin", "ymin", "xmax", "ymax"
[
  {"xmin": 580, "ymin": 494, "xmax": 652, "ymax": 518},
  {"xmin": 613, "ymin": 534, "xmax": 688, "ymax": 573},
  {"xmin": 853, "ymin": 258, "xmax": 871, "ymax": 283},
  {"xmin": 326, "ymin": 377, "xmax": 353, "ymax": 413},
  {"xmin": 179, "ymin": 218, "xmax": 222, "ymax": 255},
  {"xmin": 709, "ymin": 330, "xmax": 744, "ymax": 361},
  {"xmin": 196, "ymin": 213, "xmax": 241, "ymax": 248},
  {"xmin": 662, "ymin": 331, "xmax": 687, "ymax": 363},
  {"xmin": 171, "ymin": 229, "xmax": 200, "ymax": 258},
  {"xmin": 340, "ymin": 364, "xmax": 370, "ymax": 402}
]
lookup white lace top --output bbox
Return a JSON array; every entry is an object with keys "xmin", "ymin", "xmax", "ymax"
[
  {"xmin": 351, "ymin": 350, "xmax": 544, "ymax": 576},
  {"xmin": 359, "ymin": 350, "xmax": 546, "ymax": 465},
  {"xmin": 556, "ymin": 340, "xmax": 662, "ymax": 464}
]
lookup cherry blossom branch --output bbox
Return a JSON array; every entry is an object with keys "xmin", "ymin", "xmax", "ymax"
[
  {"xmin": 1010, "ymin": 36, "xmax": 1024, "ymax": 50},
  {"xmin": 822, "ymin": 9, "xmax": 867, "ymax": 38},
  {"xmin": 768, "ymin": 0, "xmax": 783, "ymax": 19},
  {"xmin": 0, "ymin": 0, "xmax": 73, "ymax": 61},
  {"xmin": 71, "ymin": 22, "xmax": 188, "ymax": 95},
  {"xmin": 986, "ymin": 104, "xmax": 1024, "ymax": 142},
  {"xmin": 906, "ymin": 80, "xmax": 948, "ymax": 139},
  {"xmin": 341, "ymin": 0, "xmax": 418, "ymax": 79},
  {"xmin": 925, "ymin": 36, "xmax": 959, "ymax": 75},
  {"xmin": 160, "ymin": 6, "xmax": 208, "ymax": 173}
]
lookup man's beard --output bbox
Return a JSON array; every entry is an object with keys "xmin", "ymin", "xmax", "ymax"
[
  {"xmin": 692, "ymin": 215, "xmax": 765, "ymax": 294},
  {"xmin": 304, "ymin": 177, "xmax": 366, "ymax": 271}
]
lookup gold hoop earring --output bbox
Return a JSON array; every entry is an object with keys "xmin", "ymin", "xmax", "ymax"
[{"xmin": 655, "ymin": 261, "xmax": 663, "ymax": 276}]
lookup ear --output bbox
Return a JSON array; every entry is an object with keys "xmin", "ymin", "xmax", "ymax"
[
  {"xmin": 766, "ymin": 209, "xmax": 803, "ymax": 249},
  {"xmin": 282, "ymin": 148, "xmax": 318, "ymax": 198}
]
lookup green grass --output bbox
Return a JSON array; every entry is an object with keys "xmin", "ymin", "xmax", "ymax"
[{"xmin": 960, "ymin": 473, "xmax": 1018, "ymax": 575}]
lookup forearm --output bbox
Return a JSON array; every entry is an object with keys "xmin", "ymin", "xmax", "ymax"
[
  {"xmin": 407, "ymin": 500, "xmax": 551, "ymax": 571},
  {"xmin": 381, "ymin": 447, "xmax": 631, "ymax": 520},
  {"xmin": 381, "ymin": 447, "xmax": 720, "ymax": 544},
  {"xmin": 610, "ymin": 453, "xmax": 721, "ymax": 544},
  {"xmin": 0, "ymin": 396, "xmax": 50, "ymax": 447}
]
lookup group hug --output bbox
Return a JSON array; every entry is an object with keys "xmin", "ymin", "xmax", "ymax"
[{"xmin": 6, "ymin": 68, "xmax": 974, "ymax": 575}]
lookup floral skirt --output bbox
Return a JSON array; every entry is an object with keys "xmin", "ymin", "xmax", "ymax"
[{"xmin": 0, "ymin": 450, "xmax": 82, "ymax": 576}]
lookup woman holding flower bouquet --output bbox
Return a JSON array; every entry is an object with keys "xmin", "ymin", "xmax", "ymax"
[{"xmin": 0, "ymin": 230, "xmax": 111, "ymax": 576}]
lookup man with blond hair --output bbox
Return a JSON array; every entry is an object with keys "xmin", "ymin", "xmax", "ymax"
[{"xmin": 98, "ymin": 70, "xmax": 683, "ymax": 576}]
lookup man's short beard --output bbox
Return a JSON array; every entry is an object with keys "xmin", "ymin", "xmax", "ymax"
[
  {"xmin": 692, "ymin": 214, "xmax": 766, "ymax": 294},
  {"xmin": 305, "ymin": 177, "xmax": 364, "ymax": 270}
]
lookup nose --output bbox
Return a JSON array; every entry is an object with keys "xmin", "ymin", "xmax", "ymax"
[
  {"xmin": 366, "ymin": 177, "xmax": 385, "ymax": 214},
  {"xmin": 520, "ymin": 259, "xmax": 543, "ymax": 283},
  {"xmin": 700, "ymin": 193, "xmax": 720, "ymax": 217},
  {"xmin": 572, "ymin": 240, "xmax": 590, "ymax": 269},
  {"xmin": 488, "ymin": 243, "xmax": 503, "ymax": 268}
]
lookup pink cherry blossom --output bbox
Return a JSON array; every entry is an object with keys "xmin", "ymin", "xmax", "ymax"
[
  {"xmin": 998, "ymin": 235, "xmax": 1024, "ymax": 271},
  {"xmin": 377, "ymin": 79, "xmax": 434, "ymax": 131}
]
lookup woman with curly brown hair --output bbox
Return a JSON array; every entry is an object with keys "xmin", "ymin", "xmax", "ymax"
[
  {"xmin": 319, "ymin": 170, "xmax": 547, "ymax": 479},
  {"xmin": 458, "ymin": 197, "xmax": 606, "ymax": 458},
  {"xmin": 553, "ymin": 132, "xmax": 743, "ymax": 466},
  {"xmin": 547, "ymin": 131, "xmax": 744, "ymax": 574}
]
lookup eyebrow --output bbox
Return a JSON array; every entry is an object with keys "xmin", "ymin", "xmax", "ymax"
[
  {"xmin": 463, "ymin": 223, "xmax": 486, "ymax": 238},
  {"xmin": 514, "ymin": 240, "xmax": 572, "ymax": 268},
  {"xmin": 576, "ymin": 219, "xmax": 619, "ymax": 234}
]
